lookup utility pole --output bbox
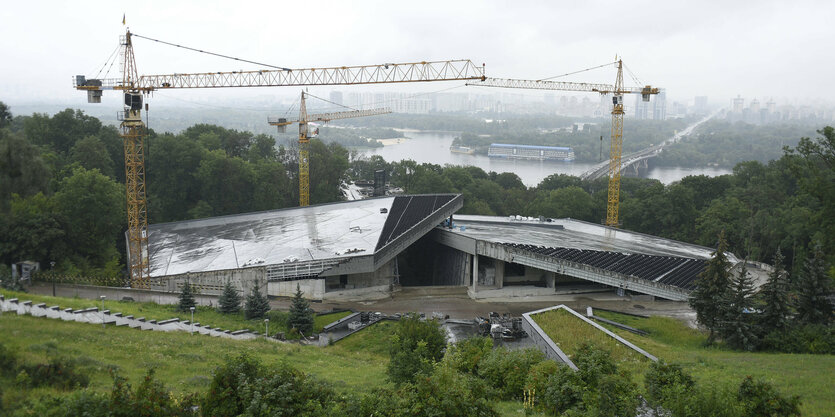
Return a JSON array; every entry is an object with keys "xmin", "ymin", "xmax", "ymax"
[{"xmin": 100, "ymin": 295, "xmax": 106, "ymax": 328}]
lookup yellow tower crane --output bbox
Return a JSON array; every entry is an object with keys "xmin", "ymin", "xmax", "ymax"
[
  {"xmin": 74, "ymin": 29, "xmax": 486, "ymax": 287},
  {"xmin": 268, "ymin": 92, "xmax": 390, "ymax": 206},
  {"xmin": 467, "ymin": 59, "xmax": 658, "ymax": 227}
]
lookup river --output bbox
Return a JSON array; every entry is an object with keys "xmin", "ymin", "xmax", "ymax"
[{"xmin": 360, "ymin": 131, "xmax": 731, "ymax": 187}]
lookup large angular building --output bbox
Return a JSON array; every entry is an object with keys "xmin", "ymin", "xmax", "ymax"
[{"xmin": 141, "ymin": 194, "xmax": 745, "ymax": 301}]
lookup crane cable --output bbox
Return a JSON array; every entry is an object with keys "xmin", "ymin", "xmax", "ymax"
[
  {"xmin": 92, "ymin": 43, "xmax": 121, "ymax": 79},
  {"xmin": 622, "ymin": 61, "xmax": 644, "ymax": 89},
  {"xmin": 537, "ymin": 61, "xmax": 618, "ymax": 82},
  {"xmin": 130, "ymin": 32, "xmax": 293, "ymax": 71}
]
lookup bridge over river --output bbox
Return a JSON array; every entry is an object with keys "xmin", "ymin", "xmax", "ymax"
[{"xmin": 579, "ymin": 111, "xmax": 719, "ymax": 181}]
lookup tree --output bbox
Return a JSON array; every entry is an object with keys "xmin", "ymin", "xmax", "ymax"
[
  {"xmin": 720, "ymin": 262, "xmax": 760, "ymax": 351},
  {"xmin": 0, "ymin": 193, "xmax": 64, "ymax": 267},
  {"xmin": 197, "ymin": 150, "xmax": 255, "ymax": 216},
  {"xmin": 69, "ymin": 135, "xmax": 114, "ymax": 178},
  {"xmin": 244, "ymin": 282, "xmax": 270, "ymax": 319},
  {"xmin": 787, "ymin": 127, "xmax": 835, "ymax": 264},
  {"xmin": 177, "ymin": 281, "xmax": 196, "ymax": 312},
  {"xmin": 0, "ymin": 101, "xmax": 11, "ymax": 129},
  {"xmin": 758, "ymin": 250, "xmax": 792, "ymax": 334},
  {"xmin": 0, "ymin": 129, "xmax": 51, "ymax": 212},
  {"xmin": 795, "ymin": 243, "xmax": 834, "ymax": 325},
  {"xmin": 690, "ymin": 231, "xmax": 733, "ymax": 344},
  {"xmin": 387, "ymin": 313, "xmax": 446, "ymax": 385},
  {"xmin": 288, "ymin": 284, "xmax": 313, "ymax": 335},
  {"xmin": 526, "ymin": 186, "xmax": 595, "ymax": 221},
  {"xmin": 217, "ymin": 281, "xmax": 241, "ymax": 314},
  {"xmin": 52, "ymin": 166, "xmax": 124, "ymax": 269}
]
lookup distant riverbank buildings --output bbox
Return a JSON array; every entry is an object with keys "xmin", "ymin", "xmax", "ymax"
[{"xmin": 726, "ymin": 95, "xmax": 834, "ymax": 124}]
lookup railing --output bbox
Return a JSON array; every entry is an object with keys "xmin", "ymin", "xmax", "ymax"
[
  {"xmin": 265, "ymin": 260, "xmax": 340, "ymax": 281},
  {"xmin": 32, "ymin": 272, "xmax": 128, "ymax": 288}
]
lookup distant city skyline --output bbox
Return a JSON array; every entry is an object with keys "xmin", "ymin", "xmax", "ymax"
[{"xmin": 1, "ymin": 0, "xmax": 834, "ymax": 108}]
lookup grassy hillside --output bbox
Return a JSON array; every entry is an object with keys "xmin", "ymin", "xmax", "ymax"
[
  {"xmin": 592, "ymin": 310, "xmax": 835, "ymax": 417},
  {"xmin": 0, "ymin": 313, "xmax": 389, "ymax": 410},
  {"xmin": 2, "ymin": 291, "xmax": 832, "ymax": 416}
]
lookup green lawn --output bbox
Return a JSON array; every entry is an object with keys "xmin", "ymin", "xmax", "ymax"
[
  {"xmin": 592, "ymin": 310, "xmax": 835, "ymax": 417},
  {"xmin": 3, "ymin": 290, "xmax": 831, "ymax": 417},
  {"xmin": 531, "ymin": 308, "xmax": 649, "ymax": 368},
  {"xmin": 0, "ymin": 313, "xmax": 388, "ymax": 410},
  {"xmin": 0, "ymin": 290, "xmax": 350, "ymax": 335}
]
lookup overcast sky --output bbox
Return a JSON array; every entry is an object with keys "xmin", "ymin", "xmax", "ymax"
[{"xmin": 2, "ymin": 0, "xmax": 833, "ymax": 109}]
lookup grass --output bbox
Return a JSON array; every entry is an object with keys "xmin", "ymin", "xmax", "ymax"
[
  {"xmin": 592, "ymin": 310, "xmax": 835, "ymax": 417},
  {"xmin": 0, "ymin": 313, "xmax": 389, "ymax": 411},
  {"xmin": 4, "ymin": 289, "xmax": 832, "ymax": 416},
  {"xmin": 0, "ymin": 290, "xmax": 351, "ymax": 335},
  {"xmin": 531, "ymin": 308, "xmax": 649, "ymax": 369}
]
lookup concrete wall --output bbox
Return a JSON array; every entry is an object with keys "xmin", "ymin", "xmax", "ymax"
[
  {"xmin": 431, "ymin": 246, "xmax": 468, "ymax": 286},
  {"xmin": 268, "ymin": 278, "xmax": 326, "ymax": 300},
  {"xmin": 520, "ymin": 309, "xmax": 577, "ymax": 370},
  {"xmin": 153, "ymin": 267, "xmax": 267, "ymax": 298}
]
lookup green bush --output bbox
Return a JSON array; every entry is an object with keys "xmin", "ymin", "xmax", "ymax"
[
  {"xmin": 572, "ymin": 343, "xmax": 617, "ymax": 389},
  {"xmin": 0, "ymin": 342, "xmax": 17, "ymax": 376},
  {"xmin": 202, "ymin": 353, "xmax": 336, "ymax": 417},
  {"xmin": 20, "ymin": 357, "xmax": 89, "ymax": 390},
  {"xmin": 339, "ymin": 365, "xmax": 497, "ymax": 417},
  {"xmin": 738, "ymin": 376, "xmax": 801, "ymax": 417},
  {"xmin": 761, "ymin": 324, "xmax": 835, "ymax": 354},
  {"xmin": 524, "ymin": 359, "xmax": 560, "ymax": 396},
  {"xmin": 387, "ymin": 314, "xmax": 446, "ymax": 386},
  {"xmin": 590, "ymin": 372, "xmax": 639, "ymax": 417},
  {"xmin": 644, "ymin": 361, "xmax": 695, "ymax": 406},
  {"xmin": 539, "ymin": 363, "xmax": 585, "ymax": 415},
  {"xmin": 477, "ymin": 347, "xmax": 544, "ymax": 400},
  {"xmin": 660, "ymin": 384, "xmax": 743, "ymax": 417},
  {"xmin": 443, "ymin": 336, "xmax": 493, "ymax": 375}
]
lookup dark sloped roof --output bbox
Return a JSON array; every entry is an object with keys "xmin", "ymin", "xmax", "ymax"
[
  {"xmin": 503, "ymin": 243, "xmax": 707, "ymax": 290},
  {"xmin": 375, "ymin": 195, "xmax": 456, "ymax": 251}
]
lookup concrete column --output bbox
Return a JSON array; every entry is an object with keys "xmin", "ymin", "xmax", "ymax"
[
  {"xmin": 472, "ymin": 254, "xmax": 478, "ymax": 293},
  {"xmin": 495, "ymin": 260, "xmax": 505, "ymax": 289},
  {"xmin": 546, "ymin": 271, "xmax": 556, "ymax": 289}
]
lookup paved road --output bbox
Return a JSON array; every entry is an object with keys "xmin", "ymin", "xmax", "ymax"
[{"xmin": 579, "ymin": 111, "xmax": 720, "ymax": 181}]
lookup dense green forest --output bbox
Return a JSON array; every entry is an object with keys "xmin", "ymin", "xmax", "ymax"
[
  {"xmin": 1, "ymin": 101, "xmax": 832, "ymax": 280},
  {"xmin": 654, "ymin": 120, "xmax": 814, "ymax": 168}
]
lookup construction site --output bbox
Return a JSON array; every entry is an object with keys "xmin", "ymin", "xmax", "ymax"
[{"xmin": 68, "ymin": 28, "xmax": 759, "ymax": 305}]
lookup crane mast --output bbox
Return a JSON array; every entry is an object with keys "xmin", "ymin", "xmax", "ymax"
[
  {"xmin": 120, "ymin": 31, "xmax": 150, "ymax": 287},
  {"xmin": 268, "ymin": 93, "xmax": 391, "ymax": 206},
  {"xmin": 74, "ymin": 29, "xmax": 485, "ymax": 286},
  {"xmin": 467, "ymin": 60, "xmax": 658, "ymax": 227},
  {"xmin": 607, "ymin": 60, "xmax": 625, "ymax": 228}
]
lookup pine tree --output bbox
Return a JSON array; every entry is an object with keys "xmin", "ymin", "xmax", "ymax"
[
  {"xmin": 796, "ymin": 244, "xmax": 834, "ymax": 325},
  {"xmin": 719, "ymin": 262, "xmax": 759, "ymax": 350},
  {"xmin": 758, "ymin": 250, "xmax": 792, "ymax": 333},
  {"xmin": 217, "ymin": 281, "xmax": 241, "ymax": 314},
  {"xmin": 689, "ymin": 230, "xmax": 733, "ymax": 344},
  {"xmin": 244, "ymin": 282, "xmax": 271, "ymax": 319},
  {"xmin": 288, "ymin": 284, "xmax": 314, "ymax": 335},
  {"xmin": 177, "ymin": 281, "xmax": 197, "ymax": 312}
]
